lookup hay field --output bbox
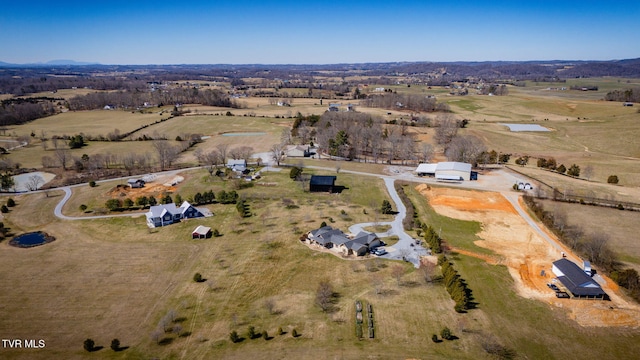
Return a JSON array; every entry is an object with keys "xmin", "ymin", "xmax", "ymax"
[{"xmin": 6, "ymin": 109, "xmax": 170, "ymax": 138}]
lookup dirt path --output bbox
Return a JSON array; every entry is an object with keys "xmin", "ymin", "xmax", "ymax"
[{"xmin": 416, "ymin": 184, "xmax": 640, "ymax": 328}]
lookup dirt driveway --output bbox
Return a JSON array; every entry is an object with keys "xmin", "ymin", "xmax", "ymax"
[{"xmin": 416, "ymin": 184, "xmax": 640, "ymax": 328}]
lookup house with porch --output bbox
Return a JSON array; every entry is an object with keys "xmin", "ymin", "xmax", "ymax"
[{"xmin": 146, "ymin": 201, "xmax": 205, "ymax": 228}]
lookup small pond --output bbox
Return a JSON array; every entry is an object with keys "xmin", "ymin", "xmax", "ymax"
[
  {"xmin": 9, "ymin": 231, "xmax": 55, "ymax": 248},
  {"xmin": 500, "ymin": 124, "xmax": 550, "ymax": 132},
  {"xmin": 221, "ymin": 132, "xmax": 267, "ymax": 136}
]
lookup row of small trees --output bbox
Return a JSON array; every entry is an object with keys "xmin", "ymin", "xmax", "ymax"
[
  {"xmin": 440, "ymin": 255, "xmax": 473, "ymax": 313},
  {"xmin": 422, "ymin": 225, "xmax": 443, "ymax": 254},
  {"xmin": 104, "ymin": 190, "xmax": 240, "ymax": 212}
]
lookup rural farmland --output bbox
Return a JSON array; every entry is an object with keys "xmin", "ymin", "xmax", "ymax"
[{"xmin": 1, "ymin": 62, "xmax": 640, "ymax": 360}]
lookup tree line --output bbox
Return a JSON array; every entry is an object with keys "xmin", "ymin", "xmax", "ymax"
[
  {"xmin": 604, "ymin": 88, "xmax": 640, "ymax": 103},
  {"xmin": 68, "ymin": 87, "xmax": 240, "ymax": 111}
]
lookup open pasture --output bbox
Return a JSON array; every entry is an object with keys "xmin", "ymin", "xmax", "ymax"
[{"xmin": 6, "ymin": 109, "xmax": 171, "ymax": 138}]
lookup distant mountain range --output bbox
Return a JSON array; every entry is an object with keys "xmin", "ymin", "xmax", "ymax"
[
  {"xmin": 0, "ymin": 60, "xmax": 100, "ymax": 66},
  {"xmin": 1, "ymin": 58, "xmax": 639, "ymax": 79}
]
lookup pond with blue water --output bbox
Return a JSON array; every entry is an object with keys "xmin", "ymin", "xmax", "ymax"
[{"xmin": 9, "ymin": 231, "xmax": 55, "ymax": 248}]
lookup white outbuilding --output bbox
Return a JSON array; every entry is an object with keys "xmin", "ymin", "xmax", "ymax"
[{"xmin": 436, "ymin": 162, "xmax": 472, "ymax": 181}]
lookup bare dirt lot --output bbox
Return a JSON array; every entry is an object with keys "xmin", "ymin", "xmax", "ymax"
[{"xmin": 416, "ymin": 184, "xmax": 640, "ymax": 328}]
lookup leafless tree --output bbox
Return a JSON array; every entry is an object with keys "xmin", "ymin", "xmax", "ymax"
[
  {"xmin": 281, "ymin": 128, "xmax": 292, "ymax": 145},
  {"xmin": 264, "ymin": 298, "xmax": 277, "ymax": 315},
  {"xmin": 372, "ymin": 274, "xmax": 384, "ymax": 295},
  {"xmin": 25, "ymin": 174, "xmax": 44, "ymax": 191},
  {"xmin": 434, "ymin": 115, "xmax": 458, "ymax": 146},
  {"xmin": 216, "ymin": 144, "xmax": 230, "ymax": 165},
  {"xmin": 55, "ymin": 149, "xmax": 70, "ymax": 170},
  {"xmin": 391, "ymin": 265, "xmax": 405, "ymax": 286},
  {"xmin": 421, "ymin": 260, "xmax": 436, "ymax": 284},
  {"xmin": 150, "ymin": 329, "xmax": 162, "ymax": 344},
  {"xmin": 153, "ymin": 140, "xmax": 179, "ymax": 171},
  {"xmin": 564, "ymin": 226, "xmax": 584, "ymax": 250},
  {"xmin": 419, "ymin": 143, "xmax": 434, "ymax": 163},
  {"xmin": 315, "ymin": 279, "xmax": 334, "ymax": 312},
  {"xmin": 270, "ymin": 143, "xmax": 285, "ymax": 166},
  {"xmin": 583, "ymin": 165, "xmax": 594, "ymax": 181},
  {"xmin": 445, "ymin": 135, "xmax": 486, "ymax": 165}
]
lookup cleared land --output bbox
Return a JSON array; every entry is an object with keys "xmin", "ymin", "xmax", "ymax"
[{"xmin": 415, "ymin": 184, "xmax": 640, "ymax": 328}]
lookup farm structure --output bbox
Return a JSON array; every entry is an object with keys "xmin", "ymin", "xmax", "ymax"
[
  {"xmin": 310, "ymin": 175, "xmax": 337, "ymax": 192},
  {"xmin": 415, "ymin": 162, "xmax": 473, "ymax": 181},
  {"xmin": 192, "ymin": 225, "xmax": 212, "ymax": 239},
  {"xmin": 146, "ymin": 201, "xmax": 206, "ymax": 228},
  {"xmin": 226, "ymin": 159, "xmax": 247, "ymax": 172},
  {"xmin": 127, "ymin": 178, "xmax": 145, "ymax": 188},
  {"xmin": 305, "ymin": 226, "xmax": 381, "ymax": 257},
  {"xmin": 551, "ymin": 259, "xmax": 607, "ymax": 300},
  {"xmin": 285, "ymin": 145, "xmax": 312, "ymax": 158}
]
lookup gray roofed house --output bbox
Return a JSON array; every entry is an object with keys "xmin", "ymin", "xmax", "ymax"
[
  {"xmin": 146, "ymin": 201, "xmax": 205, "ymax": 228},
  {"xmin": 352, "ymin": 231, "xmax": 381, "ymax": 248},
  {"xmin": 308, "ymin": 226, "xmax": 344, "ymax": 248},
  {"xmin": 552, "ymin": 259, "xmax": 607, "ymax": 299}
]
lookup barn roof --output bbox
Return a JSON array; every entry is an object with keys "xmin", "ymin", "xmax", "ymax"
[
  {"xmin": 310, "ymin": 175, "xmax": 337, "ymax": 186},
  {"xmin": 436, "ymin": 162, "xmax": 472, "ymax": 172},
  {"xmin": 416, "ymin": 163, "xmax": 438, "ymax": 174},
  {"xmin": 553, "ymin": 259, "xmax": 606, "ymax": 297}
]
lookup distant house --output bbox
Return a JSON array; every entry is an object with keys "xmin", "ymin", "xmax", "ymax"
[
  {"xmin": 226, "ymin": 159, "xmax": 247, "ymax": 172},
  {"xmin": 146, "ymin": 201, "xmax": 205, "ymax": 228},
  {"xmin": 328, "ymin": 103, "xmax": 340, "ymax": 112},
  {"xmin": 623, "ymin": 102, "xmax": 634, "ymax": 107},
  {"xmin": 127, "ymin": 178, "xmax": 145, "ymax": 188},
  {"xmin": 552, "ymin": 259, "xmax": 607, "ymax": 300},
  {"xmin": 285, "ymin": 145, "xmax": 311, "ymax": 158},
  {"xmin": 192, "ymin": 225, "xmax": 212, "ymax": 239},
  {"xmin": 310, "ymin": 175, "xmax": 337, "ymax": 192}
]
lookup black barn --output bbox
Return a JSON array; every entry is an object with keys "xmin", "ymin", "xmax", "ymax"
[{"xmin": 310, "ymin": 175, "xmax": 337, "ymax": 192}]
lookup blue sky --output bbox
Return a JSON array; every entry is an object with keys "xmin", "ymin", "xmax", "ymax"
[{"xmin": 1, "ymin": 0, "xmax": 638, "ymax": 65}]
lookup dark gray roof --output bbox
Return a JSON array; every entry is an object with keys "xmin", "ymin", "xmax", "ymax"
[
  {"xmin": 553, "ymin": 259, "xmax": 606, "ymax": 297},
  {"xmin": 310, "ymin": 175, "xmax": 336, "ymax": 186},
  {"xmin": 352, "ymin": 231, "xmax": 378, "ymax": 246}
]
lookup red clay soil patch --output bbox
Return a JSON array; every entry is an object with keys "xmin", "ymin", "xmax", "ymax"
[
  {"xmin": 417, "ymin": 184, "xmax": 517, "ymax": 214},
  {"xmin": 416, "ymin": 184, "xmax": 640, "ymax": 328},
  {"xmin": 108, "ymin": 183, "xmax": 176, "ymax": 199}
]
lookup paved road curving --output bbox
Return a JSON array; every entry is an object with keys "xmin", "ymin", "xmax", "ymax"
[{"xmin": 48, "ymin": 163, "xmax": 560, "ymax": 268}]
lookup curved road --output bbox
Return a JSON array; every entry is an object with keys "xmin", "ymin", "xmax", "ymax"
[{"xmin": 48, "ymin": 163, "xmax": 562, "ymax": 268}]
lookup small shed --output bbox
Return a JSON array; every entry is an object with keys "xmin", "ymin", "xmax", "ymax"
[
  {"xmin": 127, "ymin": 178, "xmax": 145, "ymax": 188},
  {"xmin": 310, "ymin": 175, "xmax": 337, "ymax": 193},
  {"xmin": 192, "ymin": 225, "xmax": 212, "ymax": 239}
]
